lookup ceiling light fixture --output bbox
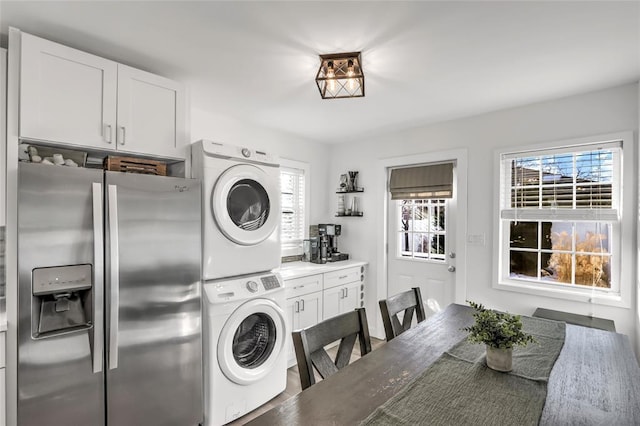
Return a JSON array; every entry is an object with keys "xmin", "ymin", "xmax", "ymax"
[{"xmin": 315, "ymin": 52, "xmax": 364, "ymax": 99}]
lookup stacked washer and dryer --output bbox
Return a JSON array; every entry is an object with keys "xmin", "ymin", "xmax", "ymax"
[{"xmin": 191, "ymin": 140, "xmax": 288, "ymax": 426}]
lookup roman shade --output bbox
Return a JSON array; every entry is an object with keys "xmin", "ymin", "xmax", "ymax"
[{"xmin": 390, "ymin": 163, "xmax": 454, "ymax": 200}]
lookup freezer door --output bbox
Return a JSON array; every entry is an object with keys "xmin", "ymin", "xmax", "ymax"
[
  {"xmin": 105, "ymin": 172, "xmax": 203, "ymax": 426},
  {"xmin": 17, "ymin": 163, "xmax": 105, "ymax": 426}
]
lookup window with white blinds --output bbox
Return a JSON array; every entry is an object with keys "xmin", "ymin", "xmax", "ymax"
[
  {"xmin": 280, "ymin": 164, "xmax": 307, "ymax": 256},
  {"xmin": 500, "ymin": 141, "xmax": 621, "ymax": 222},
  {"xmin": 497, "ymin": 136, "xmax": 628, "ymax": 301}
]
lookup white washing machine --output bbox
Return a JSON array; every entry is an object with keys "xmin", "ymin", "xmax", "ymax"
[
  {"xmin": 192, "ymin": 140, "xmax": 281, "ymax": 280},
  {"xmin": 203, "ymin": 272, "xmax": 288, "ymax": 426}
]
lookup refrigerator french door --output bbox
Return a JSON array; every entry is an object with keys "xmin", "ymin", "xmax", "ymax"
[{"xmin": 17, "ymin": 162, "xmax": 203, "ymax": 425}]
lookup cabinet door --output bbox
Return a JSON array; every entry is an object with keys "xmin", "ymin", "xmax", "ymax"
[
  {"xmin": 20, "ymin": 32, "xmax": 117, "ymax": 148},
  {"xmin": 285, "ymin": 298, "xmax": 298, "ymax": 368},
  {"xmin": 323, "ymin": 285, "xmax": 342, "ymax": 320},
  {"xmin": 116, "ymin": 64, "xmax": 185, "ymax": 158},
  {"xmin": 298, "ymin": 292, "xmax": 323, "ymax": 330},
  {"xmin": 340, "ymin": 282, "xmax": 361, "ymax": 314}
]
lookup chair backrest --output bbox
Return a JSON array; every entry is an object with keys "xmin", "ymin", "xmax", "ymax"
[
  {"xmin": 379, "ymin": 287, "xmax": 426, "ymax": 341},
  {"xmin": 292, "ymin": 307, "xmax": 372, "ymax": 390}
]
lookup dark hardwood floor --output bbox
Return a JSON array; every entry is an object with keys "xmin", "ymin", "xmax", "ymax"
[{"xmin": 228, "ymin": 337, "xmax": 386, "ymax": 425}]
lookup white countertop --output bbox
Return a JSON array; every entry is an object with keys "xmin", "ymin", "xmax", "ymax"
[{"xmin": 278, "ymin": 260, "xmax": 367, "ymax": 280}]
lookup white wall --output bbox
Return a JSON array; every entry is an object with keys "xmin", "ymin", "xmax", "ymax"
[
  {"xmin": 191, "ymin": 107, "xmax": 332, "ymax": 228},
  {"xmin": 329, "ymin": 83, "xmax": 639, "ymax": 354}
]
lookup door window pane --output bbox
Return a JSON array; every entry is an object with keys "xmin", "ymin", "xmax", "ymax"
[{"xmin": 398, "ymin": 199, "xmax": 447, "ymax": 261}]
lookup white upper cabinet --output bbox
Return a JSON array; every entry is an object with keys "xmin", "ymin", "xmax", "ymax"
[
  {"xmin": 116, "ymin": 65, "xmax": 185, "ymax": 158},
  {"xmin": 19, "ymin": 32, "xmax": 186, "ymax": 159},
  {"xmin": 20, "ymin": 33, "xmax": 118, "ymax": 149}
]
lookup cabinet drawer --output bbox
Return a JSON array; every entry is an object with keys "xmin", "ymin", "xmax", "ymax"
[
  {"xmin": 0, "ymin": 332, "xmax": 4, "ymax": 368},
  {"xmin": 324, "ymin": 266, "xmax": 362, "ymax": 290},
  {"xmin": 285, "ymin": 274, "xmax": 323, "ymax": 299}
]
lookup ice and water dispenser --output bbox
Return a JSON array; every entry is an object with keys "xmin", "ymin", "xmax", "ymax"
[{"xmin": 31, "ymin": 264, "xmax": 93, "ymax": 337}]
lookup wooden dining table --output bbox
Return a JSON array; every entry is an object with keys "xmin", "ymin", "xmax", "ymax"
[{"xmin": 247, "ymin": 303, "xmax": 640, "ymax": 425}]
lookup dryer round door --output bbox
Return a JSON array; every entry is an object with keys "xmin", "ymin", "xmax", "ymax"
[
  {"xmin": 217, "ymin": 298, "xmax": 286, "ymax": 385},
  {"xmin": 212, "ymin": 164, "xmax": 280, "ymax": 246}
]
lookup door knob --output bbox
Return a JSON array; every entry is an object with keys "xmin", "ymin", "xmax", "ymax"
[
  {"xmin": 449, "ymin": 252, "xmax": 456, "ymax": 259},
  {"xmin": 447, "ymin": 265, "xmax": 456, "ymax": 273}
]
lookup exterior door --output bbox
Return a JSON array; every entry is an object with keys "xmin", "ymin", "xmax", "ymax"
[
  {"xmin": 105, "ymin": 172, "xmax": 202, "ymax": 426},
  {"xmin": 386, "ymin": 166, "xmax": 458, "ymax": 317}
]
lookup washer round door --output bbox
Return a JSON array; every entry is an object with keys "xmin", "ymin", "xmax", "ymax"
[
  {"xmin": 212, "ymin": 164, "xmax": 280, "ymax": 246},
  {"xmin": 217, "ymin": 298, "xmax": 286, "ymax": 385}
]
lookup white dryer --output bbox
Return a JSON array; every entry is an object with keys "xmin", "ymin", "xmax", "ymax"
[
  {"xmin": 192, "ymin": 140, "xmax": 281, "ymax": 280},
  {"xmin": 203, "ymin": 272, "xmax": 287, "ymax": 426}
]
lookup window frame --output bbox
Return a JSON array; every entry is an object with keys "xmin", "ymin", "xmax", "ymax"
[
  {"xmin": 395, "ymin": 198, "xmax": 448, "ymax": 263},
  {"xmin": 493, "ymin": 131, "xmax": 634, "ymax": 308},
  {"xmin": 279, "ymin": 158, "xmax": 310, "ymax": 258}
]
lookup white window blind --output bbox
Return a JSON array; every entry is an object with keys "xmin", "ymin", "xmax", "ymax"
[
  {"xmin": 500, "ymin": 141, "xmax": 621, "ymax": 222},
  {"xmin": 281, "ymin": 166, "xmax": 306, "ymax": 254}
]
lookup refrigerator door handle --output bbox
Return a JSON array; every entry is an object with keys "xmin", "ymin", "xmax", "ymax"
[
  {"xmin": 108, "ymin": 184, "xmax": 120, "ymax": 370},
  {"xmin": 92, "ymin": 182, "xmax": 104, "ymax": 373}
]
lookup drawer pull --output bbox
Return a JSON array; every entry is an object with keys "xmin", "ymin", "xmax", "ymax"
[{"xmin": 339, "ymin": 275, "xmax": 348, "ymax": 279}]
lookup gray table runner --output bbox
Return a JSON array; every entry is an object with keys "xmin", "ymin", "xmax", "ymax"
[{"xmin": 360, "ymin": 316, "xmax": 566, "ymax": 426}]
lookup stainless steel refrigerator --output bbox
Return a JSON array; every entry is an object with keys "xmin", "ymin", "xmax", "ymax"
[{"xmin": 17, "ymin": 162, "xmax": 203, "ymax": 425}]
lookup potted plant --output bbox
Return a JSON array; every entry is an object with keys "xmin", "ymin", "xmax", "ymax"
[{"xmin": 462, "ymin": 301, "xmax": 535, "ymax": 372}]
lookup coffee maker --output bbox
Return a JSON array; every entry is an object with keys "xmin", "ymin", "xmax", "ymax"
[
  {"xmin": 319, "ymin": 224, "xmax": 349, "ymax": 262},
  {"xmin": 305, "ymin": 224, "xmax": 349, "ymax": 263}
]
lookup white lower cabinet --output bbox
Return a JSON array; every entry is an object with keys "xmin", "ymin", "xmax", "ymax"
[
  {"xmin": 322, "ymin": 266, "xmax": 366, "ymax": 320},
  {"xmin": 284, "ymin": 263, "xmax": 366, "ymax": 368},
  {"xmin": 285, "ymin": 274, "xmax": 324, "ymax": 367},
  {"xmin": 285, "ymin": 292, "xmax": 323, "ymax": 367},
  {"xmin": 323, "ymin": 281, "xmax": 361, "ymax": 319}
]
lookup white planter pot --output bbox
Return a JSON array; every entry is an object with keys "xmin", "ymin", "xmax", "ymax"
[{"xmin": 485, "ymin": 346, "xmax": 512, "ymax": 372}]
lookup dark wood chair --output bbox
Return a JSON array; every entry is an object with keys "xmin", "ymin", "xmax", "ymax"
[
  {"xmin": 292, "ymin": 307, "xmax": 372, "ymax": 390},
  {"xmin": 379, "ymin": 287, "xmax": 426, "ymax": 341}
]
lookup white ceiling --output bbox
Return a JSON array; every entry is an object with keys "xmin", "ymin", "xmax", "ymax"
[{"xmin": 1, "ymin": 1, "xmax": 639, "ymax": 145}]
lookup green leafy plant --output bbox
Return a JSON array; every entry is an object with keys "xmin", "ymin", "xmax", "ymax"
[{"xmin": 462, "ymin": 301, "xmax": 536, "ymax": 349}]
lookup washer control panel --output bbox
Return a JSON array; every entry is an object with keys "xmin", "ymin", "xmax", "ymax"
[
  {"xmin": 246, "ymin": 280, "xmax": 259, "ymax": 293},
  {"xmin": 260, "ymin": 274, "xmax": 281, "ymax": 291}
]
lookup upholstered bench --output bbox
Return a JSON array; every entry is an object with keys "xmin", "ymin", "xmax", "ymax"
[{"xmin": 532, "ymin": 307, "xmax": 616, "ymax": 332}]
